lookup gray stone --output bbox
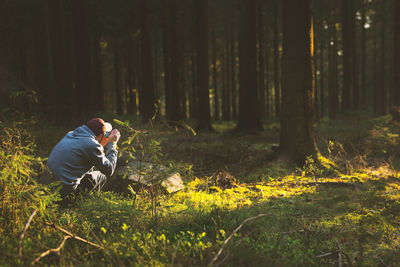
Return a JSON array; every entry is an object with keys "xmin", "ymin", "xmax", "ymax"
[{"xmin": 118, "ymin": 161, "xmax": 184, "ymax": 193}]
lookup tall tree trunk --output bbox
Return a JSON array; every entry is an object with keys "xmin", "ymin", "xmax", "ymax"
[
  {"xmin": 140, "ymin": 0, "xmax": 155, "ymax": 122},
  {"xmin": 361, "ymin": 0, "xmax": 367, "ymax": 107},
  {"xmin": 273, "ymin": 0, "xmax": 281, "ymax": 117},
  {"xmin": 236, "ymin": 0, "xmax": 262, "ymax": 131},
  {"xmin": 379, "ymin": 0, "xmax": 386, "ymax": 115},
  {"xmin": 33, "ymin": 1, "xmax": 52, "ymax": 115},
  {"xmin": 195, "ymin": 0, "xmax": 212, "ymax": 130},
  {"xmin": 317, "ymin": 34, "xmax": 325, "ymax": 121},
  {"xmin": 169, "ymin": 0, "xmax": 182, "ymax": 121},
  {"xmin": 258, "ymin": 2, "xmax": 266, "ymax": 120},
  {"xmin": 92, "ymin": 32, "xmax": 104, "ymax": 113},
  {"xmin": 394, "ymin": 0, "xmax": 400, "ymax": 107},
  {"xmin": 230, "ymin": 6, "xmax": 237, "ymax": 120},
  {"xmin": 221, "ymin": 34, "xmax": 231, "ymax": 121},
  {"xmin": 328, "ymin": 15, "xmax": 339, "ymax": 119},
  {"xmin": 224, "ymin": 29, "xmax": 232, "ymax": 120},
  {"xmin": 162, "ymin": 6, "xmax": 172, "ymax": 119},
  {"xmin": 72, "ymin": 0, "xmax": 95, "ymax": 119},
  {"xmin": 374, "ymin": 23, "xmax": 379, "ymax": 115},
  {"xmin": 211, "ymin": 22, "xmax": 220, "ymax": 120},
  {"xmin": 48, "ymin": 0, "xmax": 71, "ymax": 122},
  {"xmin": 350, "ymin": 0, "xmax": 359, "ymax": 110},
  {"xmin": 279, "ymin": 0, "xmax": 319, "ymax": 164},
  {"xmin": 113, "ymin": 35, "xmax": 123, "ymax": 115},
  {"xmin": 341, "ymin": 0, "xmax": 352, "ymax": 112}
]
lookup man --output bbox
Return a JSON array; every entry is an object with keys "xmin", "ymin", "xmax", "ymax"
[{"xmin": 47, "ymin": 118, "xmax": 121, "ymax": 201}]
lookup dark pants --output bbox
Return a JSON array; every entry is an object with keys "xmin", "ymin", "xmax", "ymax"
[{"xmin": 59, "ymin": 171, "xmax": 107, "ymax": 207}]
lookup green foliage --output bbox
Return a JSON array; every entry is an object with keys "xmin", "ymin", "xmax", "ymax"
[
  {"xmin": 2, "ymin": 116, "xmax": 400, "ymax": 266},
  {"xmin": 0, "ymin": 124, "xmax": 59, "ymax": 234}
]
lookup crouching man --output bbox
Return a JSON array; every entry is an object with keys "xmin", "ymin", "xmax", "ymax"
[{"xmin": 47, "ymin": 118, "xmax": 121, "ymax": 205}]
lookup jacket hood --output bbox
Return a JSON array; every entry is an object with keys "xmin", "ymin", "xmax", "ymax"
[{"xmin": 67, "ymin": 125, "xmax": 97, "ymax": 139}]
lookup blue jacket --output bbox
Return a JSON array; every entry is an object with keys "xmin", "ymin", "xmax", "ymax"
[{"xmin": 47, "ymin": 125, "xmax": 118, "ymax": 185}]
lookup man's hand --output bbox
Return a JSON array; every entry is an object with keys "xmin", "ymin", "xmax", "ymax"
[{"xmin": 109, "ymin": 129, "xmax": 121, "ymax": 144}]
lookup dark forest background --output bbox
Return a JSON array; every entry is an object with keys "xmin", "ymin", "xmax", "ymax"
[
  {"xmin": 1, "ymin": 0, "xmax": 399, "ymax": 128},
  {"xmin": 3, "ymin": 1, "xmax": 400, "ymax": 266}
]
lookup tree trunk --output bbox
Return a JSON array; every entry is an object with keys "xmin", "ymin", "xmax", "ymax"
[
  {"xmin": 169, "ymin": 0, "xmax": 182, "ymax": 122},
  {"xmin": 258, "ymin": 3, "xmax": 266, "ymax": 120},
  {"xmin": 361, "ymin": 0, "xmax": 367, "ymax": 107},
  {"xmin": 230, "ymin": 7, "xmax": 237, "ymax": 120},
  {"xmin": 113, "ymin": 35, "xmax": 123, "ymax": 115},
  {"xmin": 273, "ymin": 0, "xmax": 281, "ymax": 117},
  {"xmin": 236, "ymin": 0, "xmax": 262, "ymax": 131},
  {"xmin": 328, "ymin": 15, "xmax": 339, "ymax": 119},
  {"xmin": 140, "ymin": 0, "xmax": 155, "ymax": 122},
  {"xmin": 350, "ymin": 0, "xmax": 359, "ymax": 110},
  {"xmin": 48, "ymin": 0, "xmax": 72, "ymax": 122},
  {"xmin": 72, "ymin": 0, "xmax": 95, "ymax": 119},
  {"xmin": 379, "ymin": 0, "xmax": 386, "ymax": 115},
  {"xmin": 279, "ymin": 0, "xmax": 319, "ymax": 164},
  {"xmin": 341, "ymin": 0, "xmax": 352, "ymax": 112},
  {"xmin": 211, "ymin": 21, "xmax": 220, "ymax": 120},
  {"xmin": 394, "ymin": 0, "xmax": 400, "ymax": 107},
  {"xmin": 33, "ymin": 1, "xmax": 52, "ymax": 115},
  {"xmin": 92, "ymin": 32, "xmax": 104, "ymax": 113},
  {"xmin": 195, "ymin": 0, "xmax": 212, "ymax": 130},
  {"xmin": 162, "ymin": 6, "xmax": 172, "ymax": 119}
]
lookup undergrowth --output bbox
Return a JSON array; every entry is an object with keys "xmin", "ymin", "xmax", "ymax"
[{"xmin": 1, "ymin": 114, "xmax": 400, "ymax": 266}]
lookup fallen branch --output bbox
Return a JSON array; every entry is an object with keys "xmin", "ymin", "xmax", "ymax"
[
  {"xmin": 45, "ymin": 222, "xmax": 104, "ymax": 249},
  {"xmin": 19, "ymin": 208, "xmax": 38, "ymax": 258},
  {"xmin": 31, "ymin": 235, "xmax": 71, "ymax": 265},
  {"xmin": 209, "ymin": 213, "xmax": 268, "ymax": 266},
  {"xmin": 316, "ymin": 251, "xmax": 337, "ymax": 258}
]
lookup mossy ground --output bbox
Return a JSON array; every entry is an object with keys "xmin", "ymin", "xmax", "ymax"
[{"xmin": 1, "ymin": 113, "xmax": 400, "ymax": 266}]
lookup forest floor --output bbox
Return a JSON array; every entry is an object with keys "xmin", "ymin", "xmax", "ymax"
[{"xmin": 1, "ymin": 112, "xmax": 400, "ymax": 266}]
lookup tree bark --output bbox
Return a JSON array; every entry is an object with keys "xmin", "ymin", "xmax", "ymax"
[
  {"xmin": 236, "ymin": 0, "xmax": 262, "ymax": 131},
  {"xmin": 195, "ymin": 0, "xmax": 212, "ymax": 130},
  {"xmin": 113, "ymin": 35, "xmax": 123, "ymax": 115},
  {"xmin": 350, "ymin": 0, "xmax": 359, "ymax": 109},
  {"xmin": 273, "ymin": 0, "xmax": 281, "ymax": 117},
  {"xmin": 341, "ymin": 0, "xmax": 352, "ymax": 112},
  {"xmin": 72, "ymin": 0, "xmax": 95, "ymax": 118},
  {"xmin": 361, "ymin": 0, "xmax": 367, "ymax": 107},
  {"xmin": 258, "ymin": 2, "xmax": 266, "ymax": 120},
  {"xmin": 169, "ymin": 0, "xmax": 182, "ymax": 122},
  {"xmin": 279, "ymin": 0, "xmax": 319, "ymax": 164},
  {"xmin": 139, "ymin": 0, "xmax": 156, "ymax": 122},
  {"xmin": 394, "ymin": 0, "xmax": 400, "ymax": 107},
  {"xmin": 211, "ymin": 21, "xmax": 220, "ymax": 120},
  {"xmin": 328, "ymin": 15, "xmax": 339, "ymax": 119}
]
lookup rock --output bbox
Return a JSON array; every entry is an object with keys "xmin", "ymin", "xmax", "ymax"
[{"xmin": 117, "ymin": 161, "xmax": 185, "ymax": 193}]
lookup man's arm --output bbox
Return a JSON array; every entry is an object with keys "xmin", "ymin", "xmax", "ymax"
[{"xmin": 88, "ymin": 142, "xmax": 118, "ymax": 177}]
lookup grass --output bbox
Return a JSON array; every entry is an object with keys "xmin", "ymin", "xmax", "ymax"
[{"xmin": 1, "ymin": 113, "xmax": 400, "ymax": 266}]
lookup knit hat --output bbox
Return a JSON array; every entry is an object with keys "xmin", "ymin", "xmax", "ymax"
[{"xmin": 85, "ymin": 118, "xmax": 112, "ymax": 136}]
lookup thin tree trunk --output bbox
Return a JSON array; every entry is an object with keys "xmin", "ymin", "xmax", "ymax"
[
  {"xmin": 113, "ymin": 35, "xmax": 123, "ymax": 115},
  {"xmin": 395, "ymin": 0, "xmax": 400, "ymax": 107},
  {"xmin": 379, "ymin": 0, "xmax": 386, "ymax": 115},
  {"xmin": 258, "ymin": 3, "xmax": 266, "ymax": 120},
  {"xmin": 140, "ymin": 0, "xmax": 155, "ymax": 121},
  {"xmin": 350, "ymin": 0, "xmax": 359, "ymax": 109},
  {"xmin": 341, "ymin": 0, "xmax": 352, "ymax": 112},
  {"xmin": 273, "ymin": 0, "xmax": 281, "ymax": 117},
  {"xmin": 361, "ymin": 0, "xmax": 367, "ymax": 107},
  {"xmin": 211, "ymin": 22, "xmax": 220, "ymax": 120},
  {"xmin": 328, "ymin": 15, "xmax": 339, "ymax": 119}
]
